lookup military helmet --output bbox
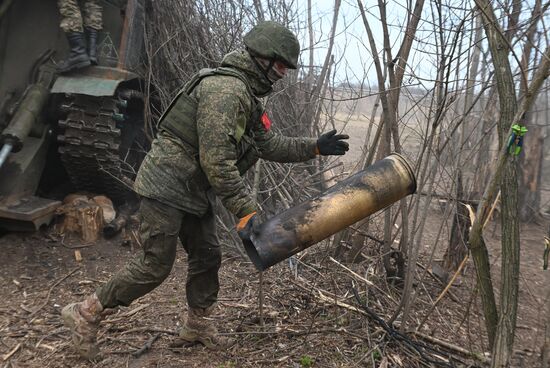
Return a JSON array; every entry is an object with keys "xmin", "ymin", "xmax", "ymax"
[{"xmin": 244, "ymin": 21, "xmax": 300, "ymax": 69}]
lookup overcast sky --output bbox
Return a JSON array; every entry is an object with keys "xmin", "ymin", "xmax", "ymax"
[
  {"xmin": 295, "ymin": 0, "xmax": 382, "ymax": 84},
  {"xmin": 291, "ymin": 0, "xmax": 460, "ymax": 88}
]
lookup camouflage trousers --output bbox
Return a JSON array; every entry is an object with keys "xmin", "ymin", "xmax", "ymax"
[
  {"xmin": 95, "ymin": 196, "xmax": 222, "ymax": 310},
  {"xmin": 57, "ymin": 0, "xmax": 103, "ymax": 33}
]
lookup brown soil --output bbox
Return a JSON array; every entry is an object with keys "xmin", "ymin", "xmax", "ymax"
[
  {"xmin": 1, "ymin": 98, "xmax": 549, "ymax": 367},
  {"xmin": 0, "ymin": 208, "xmax": 548, "ymax": 368}
]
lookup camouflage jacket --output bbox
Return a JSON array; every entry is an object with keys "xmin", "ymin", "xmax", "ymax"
[{"xmin": 134, "ymin": 50, "xmax": 317, "ymax": 217}]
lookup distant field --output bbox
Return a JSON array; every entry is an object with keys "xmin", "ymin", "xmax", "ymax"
[
  {"xmin": 327, "ymin": 89, "xmax": 550, "ymax": 211},
  {"xmin": 326, "ymin": 91, "xmax": 433, "ymax": 171}
]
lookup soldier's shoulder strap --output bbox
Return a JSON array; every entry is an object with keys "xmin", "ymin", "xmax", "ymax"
[
  {"xmin": 183, "ymin": 67, "xmax": 255, "ymax": 98},
  {"xmin": 158, "ymin": 67, "xmax": 255, "ymax": 127}
]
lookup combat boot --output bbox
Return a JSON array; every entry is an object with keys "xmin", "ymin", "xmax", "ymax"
[
  {"xmin": 179, "ymin": 306, "xmax": 235, "ymax": 349},
  {"xmin": 61, "ymin": 293, "xmax": 104, "ymax": 359},
  {"xmin": 85, "ymin": 27, "xmax": 99, "ymax": 65},
  {"xmin": 57, "ymin": 32, "xmax": 91, "ymax": 73}
]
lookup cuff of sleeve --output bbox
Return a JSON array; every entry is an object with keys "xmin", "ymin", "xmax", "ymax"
[
  {"xmin": 236, "ymin": 203, "xmax": 258, "ymax": 218},
  {"xmin": 308, "ymin": 139, "xmax": 319, "ymax": 158}
]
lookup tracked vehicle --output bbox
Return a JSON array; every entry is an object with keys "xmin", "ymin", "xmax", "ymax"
[{"xmin": 0, "ymin": 0, "xmax": 148, "ymax": 231}]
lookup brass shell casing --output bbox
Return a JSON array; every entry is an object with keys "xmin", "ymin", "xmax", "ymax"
[{"xmin": 244, "ymin": 153, "xmax": 417, "ymax": 271}]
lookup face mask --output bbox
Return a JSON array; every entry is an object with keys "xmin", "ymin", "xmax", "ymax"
[{"xmin": 255, "ymin": 57, "xmax": 288, "ymax": 83}]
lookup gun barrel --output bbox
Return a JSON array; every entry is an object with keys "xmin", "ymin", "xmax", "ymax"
[
  {"xmin": 0, "ymin": 143, "xmax": 13, "ymax": 169},
  {"xmin": 243, "ymin": 153, "xmax": 417, "ymax": 271},
  {"xmin": 0, "ymin": 83, "xmax": 49, "ymax": 153}
]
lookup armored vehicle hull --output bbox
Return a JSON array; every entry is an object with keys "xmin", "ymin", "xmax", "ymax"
[{"xmin": 0, "ymin": 0, "xmax": 148, "ymax": 231}]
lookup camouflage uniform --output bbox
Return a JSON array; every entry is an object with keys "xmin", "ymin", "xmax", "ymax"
[
  {"xmin": 57, "ymin": 0, "xmax": 102, "ymax": 33},
  {"xmin": 95, "ymin": 50, "xmax": 317, "ymax": 310}
]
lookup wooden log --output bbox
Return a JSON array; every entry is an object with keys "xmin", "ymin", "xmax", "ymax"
[
  {"xmin": 56, "ymin": 196, "xmax": 105, "ymax": 242},
  {"xmin": 93, "ymin": 195, "xmax": 116, "ymax": 223}
]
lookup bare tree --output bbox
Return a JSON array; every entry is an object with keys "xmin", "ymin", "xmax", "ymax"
[
  {"xmin": 469, "ymin": 1, "xmax": 550, "ymax": 364},
  {"xmin": 140, "ymin": 2, "xmax": 550, "ymax": 366}
]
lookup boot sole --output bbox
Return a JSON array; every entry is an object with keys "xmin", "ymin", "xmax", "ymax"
[{"xmin": 58, "ymin": 60, "xmax": 92, "ymax": 73}]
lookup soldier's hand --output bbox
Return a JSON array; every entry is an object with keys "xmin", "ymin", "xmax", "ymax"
[
  {"xmin": 236, "ymin": 211, "xmax": 259, "ymax": 242},
  {"xmin": 317, "ymin": 129, "xmax": 350, "ymax": 155}
]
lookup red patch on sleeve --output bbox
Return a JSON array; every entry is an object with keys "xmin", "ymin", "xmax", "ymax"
[{"xmin": 261, "ymin": 112, "xmax": 272, "ymax": 131}]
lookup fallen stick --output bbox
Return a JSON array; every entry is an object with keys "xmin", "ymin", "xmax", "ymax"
[
  {"xmin": 326, "ymin": 257, "xmax": 398, "ymax": 305},
  {"xmin": 74, "ymin": 250, "xmax": 82, "ymax": 262},
  {"xmin": 316, "ymin": 290, "xmax": 368, "ymax": 316},
  {"xmin": 104, "ymin": 304, "xmax": 150, "ymax": 323},
  {"xmin": 297, "ymin": 279, "xmax": 488, "ymax": 367},
  {"xmin": 410, "ymin": 331, "xmax": 490, "ymax": 364},
  {"xmin": 2, "ymin": 343, "xmax": 21, "ymax": 361},
  {"xmin": 259, "ymin": 271, "xmax": 265, "ymax": 327},
  {"xmin": 328, "ymin": 256, "xmax": 374, "ymax": 286},
  {"xmin": 221, "ymin": 327, "xmax": 368, "ymax": 340},
  {"xmin": 415, "ymin": 262, "xmax": 460, "ymax": 303},
  {"xmin": 120, "ymin": 303, "xmax": 149, "ymax": 318},
  {"xmin": 29, "ymin": 267, "xmax": 80, "ymax": 318},
  {"xmin": 117, "ymin": 327, "xmax": 177, "ymax": 336},
  {"xmin": 416, "ymin": 255, "xmax": 469, "ymax": 331},
  {"xmin": 253, "ymin": 355, "xmax": 290, "ymax": 364},
  {"xmin": 132, "ymin": 334, "xmax": 160, "ymax": 357}
]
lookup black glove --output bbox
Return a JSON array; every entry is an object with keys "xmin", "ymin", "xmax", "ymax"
[
  {"xmin": 317, "ymin": 129, "xmax": 350, "ymax": 155},
  {"xmin": 236, "ymin": 212, "xmax": 259, "ymax": 242}
]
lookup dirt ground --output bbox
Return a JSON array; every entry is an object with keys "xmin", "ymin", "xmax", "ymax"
[
  {"xmin": 0, "ymin": 205, "xmax": 549, "ymax": 368},
  {"xmin": 2, "ymin": 96, "xmax": 549, "ymax": 367}
]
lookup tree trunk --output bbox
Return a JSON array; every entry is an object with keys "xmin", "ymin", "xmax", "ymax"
[
  {"xmin": 518, "ymin": 124, "xmax": 544, "ymax": 222},
  {"xmin": 440, "ymin": 13, "xmax": 481, "ymax": 281},
  {"xmin": 492, "ymin": 157, "xmax": 520, "ymax": 367},
  {"xmin": 473, "ymin": 89, "xmax": 498, "ymax": 197},
  {"xmin": 308, "ymin": 0, "xmax": 341, "ymax": 136},
  {"xmin": 473, "ymin": 0, "xmax": 519, "ymax": 355},
  {"xmin": 542, "ymin": 225, "xmax": 550, "ymax": 368},
  {"xmin": 356, "ymin": 0, "xmax": 394, "ymax": 277},
  {"xmin": 441, "ymin": 172, "xmax": 470, "ymax": 279},
  {"xmin": 543, "ymin": 297, "xmax": 550, "ymax": 368},
  {"xmin": 517, "ymin": 4, "xmax": 543, "ymax": 222},
  {"xmin": 472, "ymin": 2, "xmax": 550, "ymax": 361}
]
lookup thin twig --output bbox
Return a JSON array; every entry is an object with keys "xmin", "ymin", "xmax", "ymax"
[
  {"xmin": 411, "ymin": 331, "xmax": 490, "ymax": 364},
  {"xmin": 351, "ymin": 286, "xmax": 457, "ymax": 368},
  {"xmin": 416, "ymin": 262, "xmax": 460, "ymax": 303},
  {"xmin": 328, "ymin": 256, "xmax": 374, "ymax": 286},
  {"xmin": 132, "ymin": 334, "xmax": 160, "ymax": 357},
  {"xmin": 2, "ymin": 343, "xmax": 21, "ymax": 361},
  {"xmin": 259, "ymin": 271, "xmax": 265, "ymax": 328},
  {"xmin": 28, "ymin": 267, "xmax": 80, "ymax": 318},
  {"xmin": 416, "ymin": 256, "xmax": 469, "ymax": 331},
  {"xmin": 117, "ymin": 327, "xmax": 177, "ymax": 336}
]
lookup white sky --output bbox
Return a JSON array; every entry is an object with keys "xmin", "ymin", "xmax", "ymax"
[
  {"xmin": 293, "ymin": 0, "xmax": 409, "ymax": 85},
  {"xmin": 292, "ymin": 0, "xmax": 466, "ymax": 88}
]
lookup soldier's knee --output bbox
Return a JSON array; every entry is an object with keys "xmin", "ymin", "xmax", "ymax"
[
  {"xmin": 190, "ymin": 245, "xmax": 221, "ymax": 272},
  {"xmin": 142, "ymin": 245, "xmax": 176, "ymax": 279},
  {"xmin": 207, "ymin": 245, "xmax": 222, "ymax": 266}
]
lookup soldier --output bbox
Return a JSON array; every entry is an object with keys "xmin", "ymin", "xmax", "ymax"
[
  {"xmin": 57, "ymin": 0, "xmax": 102, "ymax": 72},
  {"xmin": 61, "ymin": 21, "xmax": 349, "ymax": 359}
]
